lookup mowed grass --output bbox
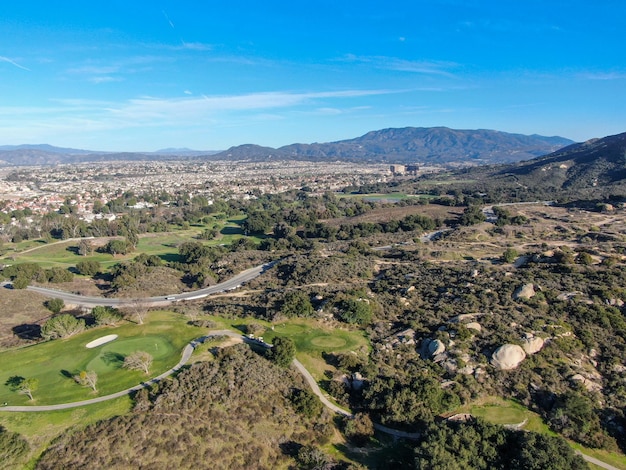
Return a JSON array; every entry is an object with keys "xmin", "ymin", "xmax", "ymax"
[
  {"xmin": 0, "ymin": 310, "xmax": 205, "ymax": 406},
  {"xmin": 1, "ymin": 215, "xmax": 256, "ymax": 271},
  {"xmin": 264, "ymin": 320, "xmax": 369, "ymax": 380},
  {"xmin": 201, "ymin": 316, "xmax": 369, "ymax": 380}
]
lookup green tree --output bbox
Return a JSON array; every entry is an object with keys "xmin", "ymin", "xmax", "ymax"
[
  {"xmin": 280, "ymin": 290, "xmax": 315, "ymax": 318},
  {"xmin": 76, "ymin": 259, "xmax": 101, "ymax": 276},
  {"xmin": 45, "ymin": 267, "xmax": 74, "ymax": 283},
  {"xmin": 576, "ymin": 252, "xmax": 594, "ymax": 265},
  {"xmin": 74, "ymin": 370, "xmax": 98, "ymax": 392},
  {"xmin": 336, "ymin": 298, "xmax": 373, "ymax": 325},
  {"xmin": 92, "ymin": 306, "xmax": 123, "ymax": 326},
  {"xmin": 11, "ymin": 276, "xmax": 29, "ymax": 289},
  {"xmin": 243, "ymin": 211, "xmax": 272, "ymax": 234},
  {"xmin": 5, "ymin": 376, "xmax": 39, "ymax": 401},
  {"xmin": 344, "ymin": 413, "xmax": 375, "ymax": 446},
  {"xmin": 40, "ymin": 314, "xmax": 85, "ymax": 340},
  {"xmin": 44, "ymin": 298, "xmax": 65, "ymax": 314},
  {"xmin": 77, "ymin": 239, "xmax": 93, "ymax": 256},
  {"xmin": 290, "ymin": 388, "xmax": 322, "ymax": 417},
  {"xmin": 502, "ymin": 247, "xmax": 518, "ymax": 263},
  {"xmin": 104, "ymin": 239, "xmax": 129, "ymax": 256},
  {"xmin": 296, "ymin": 445, "xmax": 333, "ymax": 470},
  {"xmin": 459, "ymin": 205, "xmax": 486, "ymax": 226},
  {"xmin": 266, "ymin": 336, "xmax": 296, "ymax": 367}
]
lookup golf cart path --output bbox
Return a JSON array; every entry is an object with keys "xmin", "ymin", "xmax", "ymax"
[{"xmin": 0, "ymin": 331, "xmax": 616, "ymax": 467}]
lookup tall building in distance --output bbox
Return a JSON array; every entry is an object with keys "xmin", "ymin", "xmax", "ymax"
[{"xmin": 390, "ymin": 164, "xmax": 419, "ymax": 175}]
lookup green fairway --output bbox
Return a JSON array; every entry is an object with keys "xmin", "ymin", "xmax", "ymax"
[
  {"xmin": 0, "ymin": 311, "xmax": 204, "ymax": 406},
  {"xmin": 0, "ymin": 217, "xmax": 258, "ymax": 272}
]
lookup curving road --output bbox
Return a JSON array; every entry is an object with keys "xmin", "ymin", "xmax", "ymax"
[
  {"xmin": 23, "ymin": 260, "xmax": 279, "ymax": 308},
  {"xmin": 0, "ymin": 330, "xmax": 615, "ymax": 467},
  {"xmin": 0, "ymin": 328, "xmax": 420, "ymax": 441}
]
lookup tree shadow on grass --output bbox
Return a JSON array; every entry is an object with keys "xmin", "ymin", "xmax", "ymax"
[
  {"xmin": 158, "ymin": 253, "xmax": 183, "ymax": 263},
  {"xmin": 101, "ymin": 351, "xmax": 125, "ymax": 367},
  {"xmin": 66, "ymin": 246, "xmax": 80, "ymax": 255},
  {"xmin": 220, "ymin": 226, "xmax": 244, "ymax": 236}
]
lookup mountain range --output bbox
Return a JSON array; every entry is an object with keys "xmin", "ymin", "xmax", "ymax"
[
  {"xmin": 494, "ymin": 132, "xmax": 626, "ymax": 190},
  {"xmin": 0, "ymin": 127, "xmax": 573, "ymax": 166}
]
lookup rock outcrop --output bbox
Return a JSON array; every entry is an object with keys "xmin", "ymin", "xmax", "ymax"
[
  {"xmin": 522, "ymin": 336, "xmax": 545, "ymax": 355},
  {"xmin": 513, "ymin": 283, "xmax": 536, "ymax": 300},
  {"xmin": 491, "ymin": 344, "xmax": 526, "ymax": 370}
]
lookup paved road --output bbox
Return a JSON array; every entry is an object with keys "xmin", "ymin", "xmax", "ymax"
[
  {"xmin": 23, "ymin": 260, "xmax": 279, "ymax": 308},
  {"xmin": 575, "ymin": 451, "xmax": 621, "ymax": 470}
]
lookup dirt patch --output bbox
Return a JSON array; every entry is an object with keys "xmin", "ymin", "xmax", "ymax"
[{"xmin": 0, "ymin": 289, "xmax": 50, "ymax": 350}]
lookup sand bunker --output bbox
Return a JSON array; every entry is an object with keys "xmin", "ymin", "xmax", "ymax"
[{"xmin": 86, "ymin": 334, "xmax": 118, "ymax": 349}]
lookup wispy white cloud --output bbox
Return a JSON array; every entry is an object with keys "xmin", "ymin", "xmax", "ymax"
[
  {"xmin": 340, "ymin": 55, "xmax": 459, "ymax": 77},
  {"xmin": 180, "ymin": 42, "xmax": 212, "ymax": 51},
  {"xmin": 89, "ymin": 76, "xmax": 124, "ymax": 84},
  {"xmin": 578, "ymin": 71, "xmax": 626, "ymax": 81},
  {"xmin": 68, "ymin": 65, "xmax": 121, "ymax": 75},
  {"xmin": 0, "ymin": 56, "xmax": 30, "ymax": 71},
  {"xmin": 0, "ymin": 88, "xmax": 406, "ymax": 138},
  {"xmin": 162, "ymin": 10, "xmax": 175, "ymax": 29}
]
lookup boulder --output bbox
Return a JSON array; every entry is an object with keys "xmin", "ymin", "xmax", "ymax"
[
  {"xmin": 522, "ymin": 336, "xmax": 544, "ymax": 355},
  {"xmin": 465, "ymin": 322, "xmax": 482, "ymax": 332},
  {"xmin": 427, "ymin": 339, "xmax": 446, "ymax": 357},
  {"xmin": 513, "ymin": 283, "xmax": 536, "ymax": 300},
  {"xmin": 421, "ymin": 338, "xmax": 446, "ymax": 359},
  {"xmin": 491, "ymin": 344, "xmax": 526, "ymax": 370}
]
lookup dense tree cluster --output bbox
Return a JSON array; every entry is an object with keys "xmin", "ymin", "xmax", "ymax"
[
  {"xmin": 1, "ymin": 263, "xmax": 73, "ymax": 288},
  {"xmin": 414, "ymin": 419, "xmax": 588, "ymax": 470},
  {"xmin": 40, "ymin": 314, "xmax": 86, "ymax": 340}
]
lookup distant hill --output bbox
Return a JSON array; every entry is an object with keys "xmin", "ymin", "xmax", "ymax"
[
  {"xmin": 214, "ymin": 127, "xmax": 573, "ymax": 164},
  {"xmin": 500, "ymin": 131, "xmax": 626, "ymax": 192},
  {"xmin": 0, "ymin": 127, "xmax": 573, "ymax": 166},
  {"xmin": 0, "ymin": 145, "xmax": 217, "ymax": 166}
]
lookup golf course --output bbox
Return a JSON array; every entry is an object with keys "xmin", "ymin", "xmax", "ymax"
[{"xmin": 0, "ymin": 311, "xmax": 205, "ymax": 406}]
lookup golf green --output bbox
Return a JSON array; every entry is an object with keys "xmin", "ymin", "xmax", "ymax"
[
  {"xmin": 309, "ymin": 336, "xmax": 348, "ymax": 348},
  {"xmin": 85, "ymin": 336, "xmax": 174, "ymax": 373}
]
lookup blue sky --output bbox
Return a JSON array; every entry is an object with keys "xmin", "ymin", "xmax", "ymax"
[{"xmin": 0, "ymin": 1, "xmax": 624, "ymax": 151}]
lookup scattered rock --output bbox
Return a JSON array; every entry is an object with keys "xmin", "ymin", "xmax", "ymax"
[
  {"xmin": 570, "ymin": 374, "xmax": 602, "ymax": 392},
  {"xmin": 513, "ymin": 283, "xmax": 536, "ymax": 300},
  {"xmin": 491, "ymin": 344, "xmax": 526, "ymax": 370},
  {"xmin": 557, "ymin": 291, "xmax": 583, "ymax": 301},
  {"xmin": 447, "ymin": 413, "xmax": 472, "ymax": 423},
  {"xmin": 465, "ymin": 322, "xmax": 482, "ymax": 332},
  {"xmin": 458, "ymin": 365, "xmax": 475, "ymax": 375},
  {"xmin": 522, "ymin": 336, "xmax": 544, "ymax": 355}
]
